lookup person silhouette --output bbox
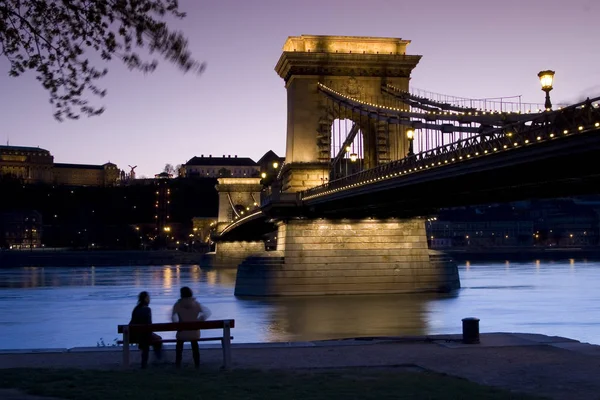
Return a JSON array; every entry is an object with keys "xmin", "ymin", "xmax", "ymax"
[
  {"xmin": 129, "ymin": 291, "xmax": 163, "ymax": 368},
  {"xmin": 171, "ymin": 286, "xmax": 211, "ymax": 368}
]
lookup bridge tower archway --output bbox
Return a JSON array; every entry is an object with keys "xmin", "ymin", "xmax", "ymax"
[
  {"xmin": 215, "ymin": 177, "xmax": 262, "ymax": 233},
  {"xmin": 275, "ymin": 35, "xmax": 421, "ymax": 192}
]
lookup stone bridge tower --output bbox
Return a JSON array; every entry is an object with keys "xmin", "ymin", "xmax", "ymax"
[
  {"xmin": 275, "ymin": 35, "xmax": 421, "ymax": 192},
  {"xmin": 215, "ymin": 177, "xmax": 262, "ymax": 233}
]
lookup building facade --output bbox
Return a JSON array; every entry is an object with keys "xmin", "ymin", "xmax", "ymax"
[
  {"xmin": 0, "ymin": 210, "xmax": 43, "ymax": 248},
  {"xmin": 0, "ymin": 145, "xmax": 119, "ymax": 186},
  {"xmin": 184, "ymin": 155, "xmax": 260, "ymax": 178},
  {"xmin": 0, "ymin": 145, "xmax": 53, "ymax": 183}
]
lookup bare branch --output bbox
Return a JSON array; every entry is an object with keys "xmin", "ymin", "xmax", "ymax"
[{"xmin": 0, "ymin": 0, "xmax": 204, "ymax": 120}]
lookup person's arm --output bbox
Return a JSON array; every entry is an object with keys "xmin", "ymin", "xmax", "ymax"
[
  {"xmin": 145, "ymin": 307, "xmax": 153, "ymax": 324},
  {"xmin": 171, "ymin": 303, "xmax": 180, "ymax": 322},
  {"xmin": 198, "ymin": 304, "xmax": 211, "ymax": 321}
]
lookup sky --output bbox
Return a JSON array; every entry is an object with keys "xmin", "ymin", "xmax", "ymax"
[{"xmin": 1, "ymin": 0, "xmax": 599, "ymax": 178}]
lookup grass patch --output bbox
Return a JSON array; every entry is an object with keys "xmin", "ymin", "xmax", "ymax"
[{"xmin": 0, "ymin": 367, "xmax": 544, "ymax": 400}]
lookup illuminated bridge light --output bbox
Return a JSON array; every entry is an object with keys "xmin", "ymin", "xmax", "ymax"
[
  {"xmin": 564, "ymin": 130, "xmax": 569, "ymax": 134},
  {"xmin": 578, "ymin": 126, "xmax": 584, "ymax": 131},
  {"xmin": 595, "ymin": 122, "xmax": 599, "ymax": 127},
  {"xmin": 451, "ymin": 158, "xmax": 455, "ymax": 161},
  {"xmin": 466, "ymin": 155, "xmax": 471, "ymax": 158},
  {"xmin": 550, "ymin": 133, "xmax": 555, "ymax": 137},
  {"xmin": 444, "ymin": 160, "xmax": 448, "ymax": 163},
  {"xmin": 514, "ymin": 142, "xmax": 518, "ymax": 146},
  {"xmin": 493, "ymin": 148, "xmax": 497, "ymax": 151},
  {"xmin": 537, "ymin": 136, "xmax": 542, "ymax": 140},
  {"xmin": 459, "ymin": 156, "xmax": 463, "ymax": 160},
  {"xmin": 484, "ymin": 150, "xmax": 488, "ymax": 154},
  {"xmin": 503, "ymin": 145, "xmax": 508, "ymax": 148},
  {"xmin": 475, "ymin": 152, "xmax": 479, "ymax": 156},
  {"xmin": 525, "ymin": 140, "xmax": 529, "ymax": 144}
]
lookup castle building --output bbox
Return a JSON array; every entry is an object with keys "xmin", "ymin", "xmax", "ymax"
[
  {"xmin": 184, "ymin": 154, "xmax": 260, "ymax": 178},
  {"xmin": 0, "ymin": 145, "xmax": 119, "ymax": 186}
]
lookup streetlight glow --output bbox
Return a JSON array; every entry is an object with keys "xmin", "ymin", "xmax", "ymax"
[
  {"xmin": 406, "ymin": 127, "xmax": 415, "ymax": 156},
  {"xmin": 538, "ymin": 70, "xmax": 555, "ymax": 110},
  {"xmin": 350, "ymin": 153, "xmax": 358, "ymax": 162},
  {"xmin": 538, "ymin": 70, "xmax": 555, "ymax": 91},
  {"xmin": 345, "ymin": 146, "xmax": 351, "ymax": 152},
  {"xmin": 261, "ymin": 172, "xmax": 267, "ymax": 179},
  {"xmin": 272, "ymin": 162, "xmax": 279, "ymax": 169}
]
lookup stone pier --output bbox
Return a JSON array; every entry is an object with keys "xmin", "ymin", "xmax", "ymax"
[{"xmin": 235, "ymin": 218, "xmax": 459, "ymax": 296}]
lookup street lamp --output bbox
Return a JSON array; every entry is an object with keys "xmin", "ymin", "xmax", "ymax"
[
  {"xmin": 406, "ymin": 127, "xmax": 415, "ymax": 156},
  {"xmin": 349, "ymin": 153, "xmax": 358, "ymax": 162},
  {"xmin": 345, "ymin": 145, "xmax": 351, "ymax": 152},
  {"xmin": 261, "ymin": 172, "xmax": 267, "ymax": 179},
  {"xmin": 538, "ymin": 70, "xmax": 555, "ymax": 110},
  {"xmin": 272, "ymin": 161, "xmax": 279, "ymax": 169}
]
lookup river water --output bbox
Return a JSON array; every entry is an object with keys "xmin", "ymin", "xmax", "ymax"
[{"xmin": 1, "ymin": 259, "xmax": 599, "ymax": 349}]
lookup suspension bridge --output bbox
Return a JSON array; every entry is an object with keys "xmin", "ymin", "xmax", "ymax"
[{"xmin": 210, "ymin": 35, "xmax": 600, "ymax": 297}]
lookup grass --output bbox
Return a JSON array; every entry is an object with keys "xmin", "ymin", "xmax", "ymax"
[{"xmin": 0, "ymin": 367, "xmax": 544, "ymax": 400}]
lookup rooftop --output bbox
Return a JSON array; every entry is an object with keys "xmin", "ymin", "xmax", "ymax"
[
  {"xmin": 0, "ymin": 145, "xmax": 50, "ymax": 154},
  {"xmin": 186, "ymin": 155, "xmax": 257, "ymax": 167}
]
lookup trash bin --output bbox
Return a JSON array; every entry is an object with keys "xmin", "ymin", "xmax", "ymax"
[{"xmin": 462, "ymin": 317, "xmax": 480, "ymax": 344}]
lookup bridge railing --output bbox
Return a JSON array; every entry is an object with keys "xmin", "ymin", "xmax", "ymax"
[{"xmin": 302, "ymin": 97, "xmax": 600, "ymax": 201}]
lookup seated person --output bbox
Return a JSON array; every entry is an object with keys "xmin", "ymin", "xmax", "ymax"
[
  {"xmin": 171, "ymin": 286, "xmax": 211, "ymax": 368},
  {"xmin": 129, "ymin": 291, "xmax": 163, "ymax": 368}
]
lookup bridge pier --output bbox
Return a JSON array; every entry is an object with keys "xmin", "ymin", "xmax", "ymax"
[
  {"xmin": 203, "ymin": 241, "xmax": 267, "ymax": 268},
  {"xmin": 235, "ymin": 218, "xmax": 459, "ymax": 296}
]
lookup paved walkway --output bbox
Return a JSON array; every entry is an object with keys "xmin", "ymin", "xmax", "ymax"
[{"xmin": 2, "ymin": 333, "xmax": 600, "ymax": 400}]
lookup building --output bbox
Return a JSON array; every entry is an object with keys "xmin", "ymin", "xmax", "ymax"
[
  {"xmin": 0, "ymin": 145, "xmax": 119, "ymax": 186},
  {"xmin": 0, "ymin": 210, "xmax": 43, "ymax": 248},
  {"xmin": 184, "ymin": 154, "xmax": 260, "ymax": 178},
  {"xmin": 0, "ymin": 145, "xmax": 53, "ymax": 183},
  {"xmin": 257, "ymin": 151, "xmax": 285, "ymax": 176},
  {"xmin": 53, "ymin": 163, "xmax": 119, "ymax": 186}
]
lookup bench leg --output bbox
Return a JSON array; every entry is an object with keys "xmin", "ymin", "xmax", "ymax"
[
  {"xmin": 222, "ymin": 322, "xmax": 232, "ymax": 370},
  {"xmin": 123, "ymin": 327, "xmax": 130, "ymax": 368}
]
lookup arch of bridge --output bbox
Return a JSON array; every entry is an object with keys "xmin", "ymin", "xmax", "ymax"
[
  {"xmin": 275, "ymin": 35, "xmax": 421, "ymax": 193},
  {"xmin": 215, "ymin": 177, "xmax": 262, "ymax": 233}
]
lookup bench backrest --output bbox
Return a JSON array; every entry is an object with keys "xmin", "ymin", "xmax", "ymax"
[{"xmin": 118, "ymin": 319, "xmax": 235, "ymax": 334}]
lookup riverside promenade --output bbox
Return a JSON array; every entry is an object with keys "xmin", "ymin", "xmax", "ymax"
[{"xmin": 2, "ymin": 333, "xmax": 600, "ymax": 399}]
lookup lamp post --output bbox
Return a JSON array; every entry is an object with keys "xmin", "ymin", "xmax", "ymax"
[
  {"xmin": 406, "ymin": 127, "xmax": 415, "ymax": 156},
  {"xmin": 538, "ymin": 70, "xmax": 555, "ymax": 110}
]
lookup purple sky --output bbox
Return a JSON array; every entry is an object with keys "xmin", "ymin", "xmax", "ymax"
[{"xmin": 2, "ymin": 0, "xmax": 599, "ymax": 178}]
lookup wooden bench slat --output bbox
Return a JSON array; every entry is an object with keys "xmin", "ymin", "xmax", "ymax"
[
  {"xmin": 116, "ymin": 336, "xmax": 233, "ymax": 345},
  {"xmin": 118, "ymin": 319, "xmax": 235, "ymax": 334}
]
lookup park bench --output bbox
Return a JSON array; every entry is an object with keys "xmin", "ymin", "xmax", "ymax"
[{"xmin": 117, "ymin": 319, "xmax": 234, "ymax": 369}]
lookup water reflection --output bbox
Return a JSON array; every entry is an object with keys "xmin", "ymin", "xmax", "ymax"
[
  {"xmin": 1, "ymin": 260, "xmax": 600, "ymax": 349},
  {"xmin": 246, "ymin": 293, "xmax": 453, "ymax": 342}
]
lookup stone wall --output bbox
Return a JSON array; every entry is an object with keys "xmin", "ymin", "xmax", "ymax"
[
  {"xmin": 235, "ymin": 218, "xmax": 459, "ymax": 296},
  {"xmin": 209, "ymin": 241, "xmax": 266, "ymax": 268}
]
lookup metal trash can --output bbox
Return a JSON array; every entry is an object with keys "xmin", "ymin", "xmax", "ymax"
[{"xmin": 462, "ymin": 317, "xmax": 480, "ymax": 344}]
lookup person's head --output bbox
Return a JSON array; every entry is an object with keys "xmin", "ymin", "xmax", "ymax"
[
  {"xmin": 137, "ymin": 291, "xmax": 150, "ymax": 306},
  {"xmin": 180, "ymin": 286, "xmax": 193, "ymax": 299}
]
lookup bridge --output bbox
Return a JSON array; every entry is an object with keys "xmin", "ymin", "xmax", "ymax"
[{"xmin": 211, "ymin": 35, "xmax": 600, "ymax": 297}]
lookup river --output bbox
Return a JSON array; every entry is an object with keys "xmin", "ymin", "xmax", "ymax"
[{"xmin": 0, "ymin": 259, "xmax": 599, "ymax": 349}]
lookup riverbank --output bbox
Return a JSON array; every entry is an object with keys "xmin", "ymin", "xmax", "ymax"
[
  {"xmin": 0, "ymin": 250, "xmax": 214, "ymax": 268},
  {"xmin": 3, "ymin": 247, "xmax": 600, "ymax": 268},
  {"xmin": 446, "ymin": 246, "xmax": 600, "ymax": 262},
  {"xmin": 1, "ymin": 333, "xmax": 599, "ymax": 400}
]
